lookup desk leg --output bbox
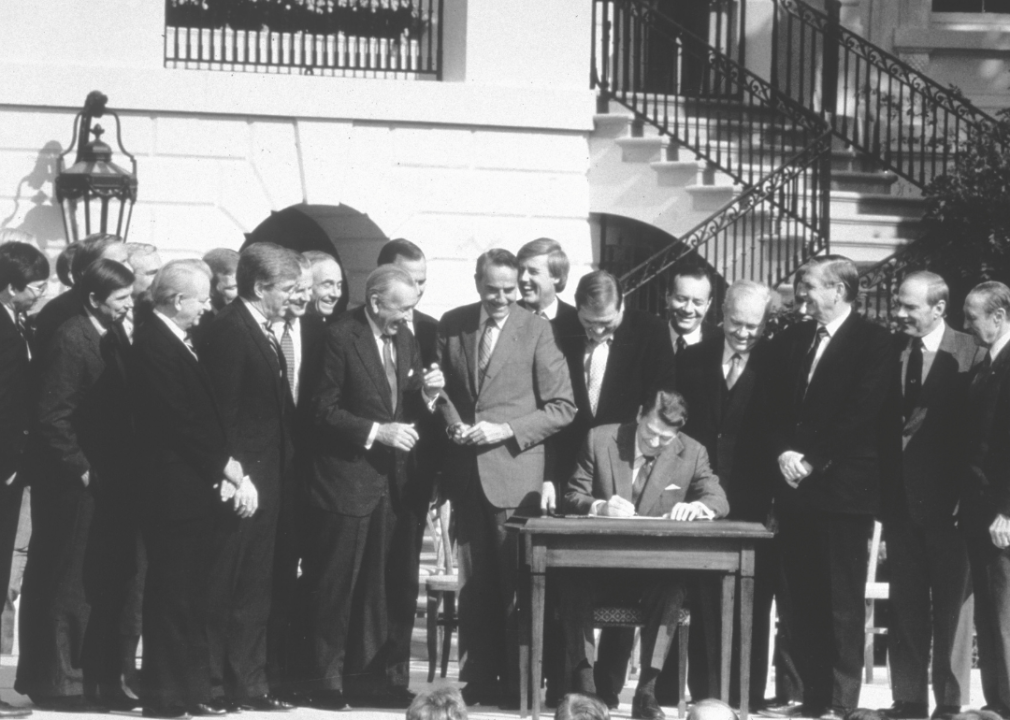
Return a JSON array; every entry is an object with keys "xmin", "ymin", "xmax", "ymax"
[
  {"xmin": 720, "ymin": 573, "xmax": 736, "ymax": 703},
  {"xmin": 531, "ymin": 570, "xmax": 545, "ymax": 720},
  {"xmin": 738, "ymin": 575, "xmax": 755, "ymax": 720}
]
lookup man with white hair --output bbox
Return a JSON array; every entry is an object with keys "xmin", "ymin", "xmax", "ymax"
[{"xmin": 131, "ymin": 259, "xmax": 248, "ymax": 718}]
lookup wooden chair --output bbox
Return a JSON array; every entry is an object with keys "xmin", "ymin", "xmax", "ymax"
[
  {"xmin": 864, "ymin": 520, "xmax": 889, "ymax": 682},
  {"xmin": 425, "ymin": 500, "xmax": 459, "ymax": 682},
  {"xmin": 593, "ymin": 606, "xmax": 692, "ymax": 717}
]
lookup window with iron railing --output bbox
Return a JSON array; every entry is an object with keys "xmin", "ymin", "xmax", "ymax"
[{"xmin": 164, "ymin": 0, "xmax": 443, "ymax": 79}]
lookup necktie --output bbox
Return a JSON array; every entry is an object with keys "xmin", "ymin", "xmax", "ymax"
[
  {"xmin": 633, "ymin": 455, "xmax": 655, "ymax": 506},
  {"xmin": 538, "ymin": 311, "xmax": 548, "ymax": 320},
  {"xmin": 478, "ymin": 319, "xmax": 495, "ymax": 390},
  {"xmin": 586, "ymin": 338, "xmax": 609, "ymax": 416},
  {"xmin": 264, "ymin": 322, "xmax": 286, "ymax": 379},
  {"xmin": 726, "ymin": 353, "xmax": 743, "ymax": 390},
  {"xmin": 281, "ymin": 321, "xmax": 297, "ymax": 401},
  {"xmin": 903, "ymin": 337, "xmax": 923, "ymax": 420},
  {"xmin": 797, "ymin": 325, "xmax": 829, "ymax": 401},
  {"xmin": 183, "ymin": 331, "xmax": 198, "ymax": 359},
  {"xmin": 675, "ymin": 334, "xmax": 687, "ymax": 354},
  {"xmin": 383, "ymin": 335, "xmax": 398, "ymax": 412}
]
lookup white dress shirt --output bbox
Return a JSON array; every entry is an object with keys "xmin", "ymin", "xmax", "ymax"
[
  {"xmin": 721, "ymin": 342, "xmax": 751, "ymax": 380},
  {"xmin": 241, "ymin": 298, "xmax": 276, "ymax": 341},
  {"xmin": 85, "ymin": 307, "xmax": 108, "ymax": 337},
  {"xmin": 670, "ymin": 323, "xmax": 704, "ymax": 352},
  {"xmin": 901, "ymin": 320, "xmax": 945, "ymax": 388},
  {"xmin": 807, "ymin": 304, "xmax": 852, "ymax": 383},
  {"xmin": 478, "ymin": 305, "xmax": 508, "ymax": 359},
  {"xmin": 990, "ymin": 327, "xmax": 1010, "ymax": 364},
  {"xmin": 537, "ymin": 298, "xmax": 559, "ymax": 320},
  {"xmin": 364, "ymin": 310, "xmax": 395, "ymax": 450}
]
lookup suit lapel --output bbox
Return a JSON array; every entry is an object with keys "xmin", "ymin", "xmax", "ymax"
[
  {"xmin": 351, "ymin": 312, "xmax": 395, "ymax": 415},
  {"xmin": 637, "ymin": 435, "xmax": 685, "ymax": 516},
  {"xmin": 235, "ymin": 300, "xmax": 285, "ymax": 410},
  {"xmin": 480, "ymin": 309, "xmax": 522, "ymax": 394},
  {"xmin": 610, "ymin": 423, "xmax": 636, "ymax": 501},
  {"xmin": 807, "ymin": 312, "xmax": 857, "ymax": 396},
  {"xmin": 460, "ymin": 306, "xmax": 480, "ymax": 396},
  {"xmin": 0, "ymin": 307, "xmax": 28, "ymax": 363},
  {"xmin": 395, "ymin": 325, "xmax": 415, "ymax": 405}
]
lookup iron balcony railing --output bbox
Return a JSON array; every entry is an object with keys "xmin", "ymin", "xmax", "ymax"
[
  {"xmin": 770, "ymin": 0, "xmax": 999, "ymax": 190},
  {"xmin": 164, "ymin": 0, "xmax": 442, "ymax": 78},
  {"xmin": 620, "ymin": 132, "xmax": 834, "ymax": 315}
]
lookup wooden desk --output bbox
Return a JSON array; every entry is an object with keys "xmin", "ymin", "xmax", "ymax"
[{"xmin": 508, "ymin": 516, "xmax": 772, "ymax": 720}]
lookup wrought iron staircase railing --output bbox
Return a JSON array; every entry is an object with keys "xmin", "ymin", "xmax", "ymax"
[
  {"xmin": 591, "ymin": 0, "xmax": 833, "ymax": 303},
  {"xmin": 620, "ymin": 132, "xmax": 834, "ymax": 316}
]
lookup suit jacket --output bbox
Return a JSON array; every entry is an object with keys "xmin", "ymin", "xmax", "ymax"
[
  {"xmin": 31, "ymin": 289, "xmax": 83, "ymax": 362},
  {"xmin": 198, "ymin": 299, "xmax": 294, "ymax": 506},
  {"xmin": 769, "ymin": 311, "xmax": 896, "ymax": 515},
  {"xmin": 412, "ymin": 309, "xmax": 439, "ymax": 369},
  {"xmin": 675, "ymin": 334, "xmax": 776, "ymax": 522},
  {"xmin": 668, "ymin": 319, "xmax": 718, "ymax": 356},
  {"xmin": 563, "ymin": 422, "xmax": 729, "ymax": 519},
  {"xmin": 130, "ymin": 315, "xmax": 231, "ymax": 520},
  {"xmin": 964, "ymin": 338, "xmax": 1010, "ymax": 524},
  {"xmin": 880, "ymin": 326, "xmax": 982, "ymax": 525},
  {"xmin": 0, "ymin": 308, "xmax": 31, "ymax": 481},
  {"xmin": 437, "ymin": 303, "xmax": 576, "ymax": 509},
  {"xmin": 518, "ymin": 299, "xmax": 580, "ymax": 345},
  {"xmin": 308, "ymin": 306, "xmax": 431, "ymax": 516},
  {"xmin": 553, "ymin": 309, "xmax": 675, "ymax": 483}
]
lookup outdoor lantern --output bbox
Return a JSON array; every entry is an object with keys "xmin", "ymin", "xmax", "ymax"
[{"xmin": 55, "ymin": 91, "xmax": 138, "ymax": 243}]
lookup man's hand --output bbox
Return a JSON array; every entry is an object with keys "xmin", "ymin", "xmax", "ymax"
[
  {"xmin": 600, "ymin": 495, "xmax": 636, "ymax": 518},
  {"xmin": 376, "ymin": 423, "xmax": 419, "ymax": 451},
  {"xmin": 4, "ymin": 473, "xmax": 15, "ymax": 487},
  {"xmin": 540, "ymin": 482, "xmax": 557, "ymax": 514},
  {"xmin": 778, "ymin": 451, "xmax": 813, "ymax": 487},
  {"xmin": 423, "ymin": 364, "xmax": 445, "ymax": 398},
  {"xmin": 232, "ymin": 476, "xmax": 258, "ymax": 519},
  {"xmin": 219, "ymin": 481, "xmax": 236, "ymax": 502},
  {"xmin": 223, "ymin": 457, "xmax": 244, "ymax": 487},
  {"xmin": 448, "ymin": 423, "xmax": 471, "ymax": 445},
  {"xmin": 667, "ymin": 501, "xmax": 715, "ymax": 521},
  {"xmin": 991, "ymin": 513, "xmax": 1010, "ymax": 549},
  {"xmin": 461, "ymin": 422, "xmax": 513, "ymax": 446},
  {"xmin": 81, "ymin": 471, "xmax": 90, "ymax": 488}
]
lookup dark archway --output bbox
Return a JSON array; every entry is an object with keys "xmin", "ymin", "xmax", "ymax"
[{"xmin": 242, "ymin": 203, "xmax": 391, "ymax": 312}]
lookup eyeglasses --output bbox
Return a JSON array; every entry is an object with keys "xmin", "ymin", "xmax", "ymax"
[{"xmin": 25, "ymin": 281, "xmax": 48, "ymax": 298}]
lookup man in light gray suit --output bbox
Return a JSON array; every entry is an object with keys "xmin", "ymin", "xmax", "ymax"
[
  {"xmin": 880, "ymin": 271, "xmax": 980, "ymax": 720},
  {"xmin": 437, "ymin": 248, "xmax": 576, "ymax": 709}
]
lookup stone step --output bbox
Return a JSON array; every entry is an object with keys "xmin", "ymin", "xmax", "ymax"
[
  {"xmin": 650, "ymin": 160, "xmax": 704, "ymax": 187},
  {"xmin": 615, "ymin": 136, "xmax": 669, "ymax": 163},
  {"xmin": 686, "ymin": 184, "xmax": 741, "ymax": 211},
  {"xmin": 831, "ymin": 170, "xmax": 899, "ymax": 193},
  {"xmin": 831, "ymin": 191, "xmax": 926, "ymax": 219}
]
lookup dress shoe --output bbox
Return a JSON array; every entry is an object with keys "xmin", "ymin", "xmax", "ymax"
[
  {"xmin": 632, "ymin": 690, "xmax": 666, "ymax": 720},
  {"xmin": 930, "ymin": 706, "xmax": 961, "ymax": 720},
  {"xmin": 0, "ymin": 701, "xmax": 31, "ymax": 718},
  {"xmin": 143, "ymin": 706, "xmax": 191, "ymax": 719},
  {"xmin": 206, "ymin": 698, "xmax": 241, "ymax": 713},
  {"xmin": 758, "ymin": 701, "xmax": 808, "ymax": 718},
  {"xmin": 99, "ymin": 690, "xmax": 141, "ymax": 712},
  {"xmin": 307, "ymin": 690, "xmax": 350, "ymax": 711},
  {"xmin": 189, "ymin": 703, "xmax": 228, "ymax": 717},
  {"xmin": 33, "ymin": 696, "xmax": 110, "ymax": 713},
  {"xmin": 881, "ymin": 702, "xmax": 929, "ymax": 719},
  {"xmin": 237, "ymin": 695, "xmax": 291, "ymax": 712},
  {"xmin": 819, "ymin": 706, "xmax": 853, "ymax": 720}
]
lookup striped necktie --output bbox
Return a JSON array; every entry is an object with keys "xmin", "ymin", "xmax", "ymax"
[
  {"xmin": 478, "ymin": 318, "xmax": 495, "ymax": 390},
  {"xmin": 382, "ymin": 335, "xmax": 398, "ymax": 412},
  {"xmin": 281, "ymin": 321, "xmax": 297, "ymax": 401}
]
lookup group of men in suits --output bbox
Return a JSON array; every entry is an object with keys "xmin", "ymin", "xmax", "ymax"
[{"xmin": 5, "ymin": 224, "xmax": 1010, "ymax": 720}]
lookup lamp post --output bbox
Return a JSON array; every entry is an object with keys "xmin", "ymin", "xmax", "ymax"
[{"xmin": 54, "ymin": 91, "xmax": 138, "ymax": 243}]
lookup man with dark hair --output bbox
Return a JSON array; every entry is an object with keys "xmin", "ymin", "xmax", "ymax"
[
  {"xmin": 961, "ymin": 280, "xmax": 1010, "ymax": 718},
  {"xmin": 517, "ymin": 238, "xmax": 578, "ymax": 332},
  {"xmin": 55, "ymin": 243, "xmax": 78, "ymax": 288},
  {"xmin": 406, "ymin": 686, "xmax": 469, "ymax": 720},
  {"xmin": 132, "ymin": 259, "xmax": 247, "ymax": 718},
  {"xmin": 377, "ymin": 239, "xmax": 436, "ymax": 365},
  {"xmin": 437, "ymin": 248, "xmax": 575, "ymax": 707},
  {"xmin": 16, "ymin": 259, "xmax": 135, "ymax": 712},
  {"xmin": 560, "ymin": 388, "xmax": 728, "ymax": 720},
  {"xmin": 124, "ymin": 242, "xmax": 162, "ymax": 336},
  {"xmin": 877, "ymin": 271, "xmax": 978, "ymax": 720},
  {"xmin": 666, "ymin": 262, "xmax": 717, "ymax": 356},
  {"xmin": 198, "ymin": 242, "xmax": 301, "ymax": 712},
  {"xmin": 768, "ymin": 254, "xmax": 895, "ymax": 720},
  {"xmin": 0, "ymin": 239, "xmax": 48, "ymax": 720},
  {"xmin": 203, "ymin": 248, "xmax": 240, "ymax": 313}
]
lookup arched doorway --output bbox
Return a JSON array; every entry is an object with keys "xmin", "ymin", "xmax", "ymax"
[{"xmin": 242, "ymin": 203, "xmax": 391, "ymax": 312}]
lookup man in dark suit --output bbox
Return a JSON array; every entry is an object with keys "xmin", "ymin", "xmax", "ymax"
[
  {"xmin": 516, "ymin": 237, "xmax": 579, "ymax": 333},
  {"xmin": 0, "ymin": 239, "xmax": 48, "ymax": 720},
  {"xmin": 193, "ymin": 248, "xmax": 239, "ymax": 344},
  {"xmin": 961, "ymin": 281, "xmax": 1010, "ymax": 718},
  {"xmin": 875, "ymin": 272, "xmax": 978, "ymax": 720},
  {"xmin": 768, "ymin": 255, "xmax": 895, "ymax": 720},
  {"xmin": 552, "ymin": 270, "xmax": 674, "ymax": 705},
  {"xmin": 665, "ymin": 262, "xmax": 718, "ymax": 356},
  {"xmin": 198, "ymin": 242, "xmax": 301, "ymax": 713},
  {"xmin": 674, "ymin": 281, "xmax": 799, "ymax": 711},
  {"xmin": 131, "ymin": 259, "xmax": 248, "ymax": 718},
  {"xmin": 303, "ymin": 250, "xmax": 347, "ymax": 322},
  {"xmin": 437, "ymin": 248, "xmax": 575, "ymax": 707},
  {"xmin": 16, "ymin": 259, "xmax": 135, "ymax": 712},
  {"xmin": 560, "ymin": 388, "xmax": 729, "ymax": 720},
  {"xmin": 302, "ymin": 264, "xmax": 443, "ymax": 709}
]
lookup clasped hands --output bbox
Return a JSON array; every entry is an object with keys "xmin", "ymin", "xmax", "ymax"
[
  {"xmin": 217, "ymin": 457, "xmax": 258, "ymax": 518},
  {"xmin": 597, "ymin": 495, "xmax": 714, "ymax": 521},
  {"xmin": 373, "ymin": 364, "xmax": 447, "ymax": 453},
  {"xmin": 448, "ymin": 421, "xmax": 513, "ymax": 446},
  {"xmin": 778, "ymin": 450, "xmax": 813, "ymax": 487}
]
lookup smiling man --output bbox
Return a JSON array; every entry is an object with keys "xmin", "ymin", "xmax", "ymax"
[
  {"xmin": 516, "ymin": 238, "xmax": 578, "ymax": 336},
  {"xmin": 303, "ymin": 251, "xmax": 346, "ymax": 322},
  {"xmin": 436, "ymin": 248, "xmax": 575, "ymax": 708},
  {"xmin": 665, "ymin": 263, "xmax": 717, "ymax": 356}
]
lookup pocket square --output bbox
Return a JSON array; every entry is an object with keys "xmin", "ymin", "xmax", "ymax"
[
  {"xmin": 664, "ymin": 483, "xmax": 680, "ymax": 491},
  {"xmin": 408, "ymin": 369, "xmax": 415, "ymax": 377}
]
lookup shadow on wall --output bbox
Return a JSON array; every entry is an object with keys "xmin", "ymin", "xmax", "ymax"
[
  {"xmin": 1, "ymin": 141, "xmax": 66, "ymax": 250},
  {"xmin": 243, "ymin": 203, "xmax": 390, "ymax": 312}
]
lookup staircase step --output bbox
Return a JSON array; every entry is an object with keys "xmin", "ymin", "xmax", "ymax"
[
  {"xmin": 593, "ymin": 113, "xmax": 635, "ymax": 138},
  {"xmin": 831, "ymin": 170, "xmax": 899, "ymax": 193},
  {"xmin": 685, "ymin": 184, "xmax": 742, "ymax": 211},
  {"xmin": 616, "ymin": 136, "xmax": 670, "ymax": 163},
  {"xmin": 831, "ymin": 191, "xmax": 926, "ymax": 219},
  {"xmin": 831, "ymin": 214, "xmax": 926, "ymax": 243},
  {"xmin": 832, "ymin": 149, "xmax": 883, "ymax": 173},
  {"xmin": 650, "ymin": 160, "xmax": 703, "ymax": 187}
]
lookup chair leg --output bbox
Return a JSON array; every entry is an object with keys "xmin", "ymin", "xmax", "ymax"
[
  {"xmin": 864, "ymin": 600, "xmax": 874, "ymax": 683},
  {"xmin": 442, "ymin": 591, "xmax": 456, "ymax": 679},
  {"xmin": 427, "ymin": 590, "xmax": 440, "ymax": 683},
  {"xmin": 678, "ymin": 622, "xmax": 689, "ymax": 718}
]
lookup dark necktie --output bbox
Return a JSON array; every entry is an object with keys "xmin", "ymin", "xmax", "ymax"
[
  {"xmin": 797, "ymin": 325, "xmax": 829, "ymax": 401},
  {"xmin": 281, "ymin": 321, "xmax": 297, "ymax": 401},
  {"xmin": 382, "ymin": 335, "xmax": 398, "ymax": 413},
  {"xmin": 675, "ymin": 334, "xmax": 687, "ymax": 354},
  {"xmin": 632, "ymin": 455, "xmax": 656, "ymax": 507},
  {"xmin": 477, "ymin": 318, "xmax": 495, "ymax": 389},
  {"xmin": 904, "ymin": 337, "xmax": 923, "ymax": 420},
  {"xmin": 263, "ymin": 322, "xmax": 286, "ymax": 379}
]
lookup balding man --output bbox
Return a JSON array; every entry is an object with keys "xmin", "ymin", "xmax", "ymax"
[
  {"xmin": 198, "ymin": 243, "xmax": 301, "ymax": 712},
  {"xmin": 302, "ymin": 265, "xmax": 444, "ymax": 710},
  {"xmin": 768, "ymin": 255, "xmax": 895, "ymax": 720},
  {"xmin": 876, "ymin": 272, "xmax": 978, "ymax": 720},
  {"xmin": 131, "ymin": 260, "xmax": 247, "ymax": 718},
  {"xmin": 303, "ymin": 251, "xmax": 346, "ymax": 322},
  {"xmin": 378, "ymin": 239, "xmax": 436, "ymax": 365},
  {"xmin": 962, "ymin": 281, "xmax": 1010, "ymax": 718}
]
